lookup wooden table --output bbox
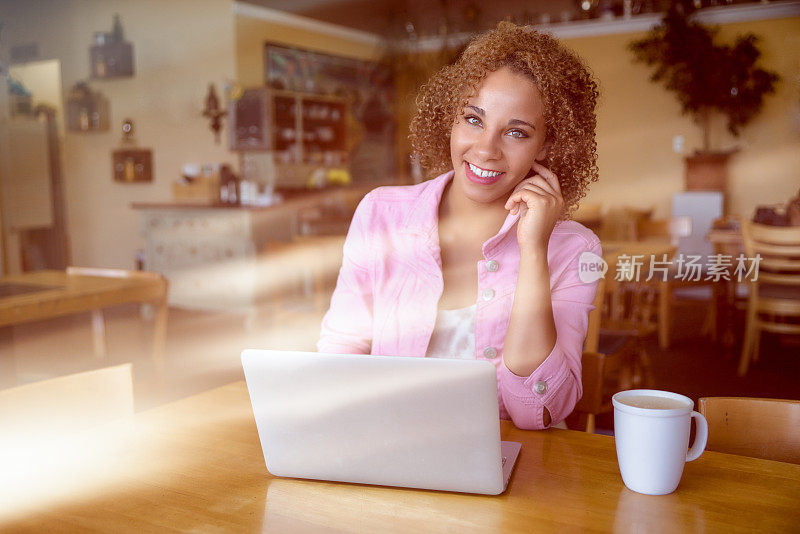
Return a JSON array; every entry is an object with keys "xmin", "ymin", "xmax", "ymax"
[
  {"xmin": 0, "ymin": 270, "xmax": 167, "ymax": 387},
  {"xmin": 602, "ymin": 239, "xmax": 677, "ymax": 272},
  {"xmin": 2, "ymin": 381, "xmax": 797, "ymax": 532}
]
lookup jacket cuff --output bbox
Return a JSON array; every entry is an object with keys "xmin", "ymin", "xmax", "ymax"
[{"xmin": 499, "ymin": 346, "xmax": 572, "ymax": 428}]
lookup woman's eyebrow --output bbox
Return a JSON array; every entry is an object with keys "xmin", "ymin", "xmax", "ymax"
[
  {"xmin": 466, "ymin": 106, "xmax": 536, "ymax": 130},
  {"xmin": 508, "ymin": 118, "xmax": 536, "ymax": 130}
]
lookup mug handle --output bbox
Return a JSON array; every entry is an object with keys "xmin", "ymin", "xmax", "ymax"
[{"xmin": 686, "ymin": 411, "xmax": 708, "ymax": 462}]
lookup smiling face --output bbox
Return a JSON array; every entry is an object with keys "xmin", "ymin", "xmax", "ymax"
[{"xmin": 449, "ymin": 66, "xmax": 549, "ymax": 207}]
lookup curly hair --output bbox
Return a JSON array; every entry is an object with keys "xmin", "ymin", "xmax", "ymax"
[{"xmin": 409, "ymin": 21, "xmax": 600, "ymax": 216}]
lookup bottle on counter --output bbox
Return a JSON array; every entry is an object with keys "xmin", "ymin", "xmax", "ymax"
[
  {"xmin": 219, "ymin": 164, "xmax": 240, "ymax": 206},
  {"xmin": 239, "ymin": 180, "xmax": 254, "ymax": 206}
]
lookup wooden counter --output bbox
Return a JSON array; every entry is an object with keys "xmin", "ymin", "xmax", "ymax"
[
  {"xmin": 131, "ymin": 185, "xmax": 372, "ymax": 211},
  {"xmin": 131, "ymin": 186, "xmax": 371, "ymax": 312}
]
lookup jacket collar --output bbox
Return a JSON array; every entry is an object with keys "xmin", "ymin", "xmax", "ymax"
[
  {"xmin": 400, "ymin": 170, "xmax": 521, "ymax": 255},
  {"xmin": 400, "ymin": 171, "xmax": 453, "ymax": 238}
]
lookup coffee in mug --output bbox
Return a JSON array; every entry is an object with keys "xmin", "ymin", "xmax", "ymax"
[
  {"xmin": 612, "ymin": 389, "xmax": 708, "ymax": 495},
  {"xmin": 617, "ymin": 395, "xmax": 688, "ymax": 411}
]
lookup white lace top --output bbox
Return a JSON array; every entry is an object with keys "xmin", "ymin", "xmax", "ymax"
[{"xmin": 425, "ymin": 304, "xmax": 477, "ymax": 360}]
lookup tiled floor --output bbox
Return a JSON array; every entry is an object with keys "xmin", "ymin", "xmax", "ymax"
[{"xmin": 4, "ymin": 291, "xmax": 799, "ymax": 424}]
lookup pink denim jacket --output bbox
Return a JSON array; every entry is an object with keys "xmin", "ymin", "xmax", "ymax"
[{"xmin": 318, "ymin": 171, "xmax": 601, "ymax": 429}]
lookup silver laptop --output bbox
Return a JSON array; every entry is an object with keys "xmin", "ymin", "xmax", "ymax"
[{"xmin": 241, "ymin": 349, "xmax": 522, "ymax": 495}]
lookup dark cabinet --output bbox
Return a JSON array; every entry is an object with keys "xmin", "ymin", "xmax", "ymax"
[{"xmin": 229, "ymin": 88, "xmax": 348, "ymax": 165}]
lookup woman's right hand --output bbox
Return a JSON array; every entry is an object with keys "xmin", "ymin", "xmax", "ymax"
[{"xmin": 504, "ymin": 161, "xmax": 565, "ymax": 254}]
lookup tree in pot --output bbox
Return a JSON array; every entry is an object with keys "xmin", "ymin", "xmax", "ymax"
[{"xmin": 628, "ymin": 2, "xmax": 779, "ymax": 195}]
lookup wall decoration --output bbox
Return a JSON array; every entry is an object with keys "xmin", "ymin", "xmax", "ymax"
[
  {"xmin": 113, "ymin": 149, "xmax": 152, "ymax": 183},
  {"xmin": 112, "ymin": 119, "xmax": 152, "ymax": 183},
  {"xmin": 202, "ymin": 83, "xmax": 226, "ymax": 144},
  {"xmin": 66, "ymin": 82, "xmax": 110, "ymax": 131},
  {"xmin": 90, "ymin": 14, "xmax": 135, "ymax": 79}
]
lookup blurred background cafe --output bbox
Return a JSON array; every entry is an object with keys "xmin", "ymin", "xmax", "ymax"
[{"xmin": 0, "ymin": 0, "xmax": 799, "ymax": 449}]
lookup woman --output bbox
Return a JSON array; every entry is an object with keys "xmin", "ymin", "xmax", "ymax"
[{"xmin": 318, "ymin": 22, "xmax": 601, "ymax": 430}]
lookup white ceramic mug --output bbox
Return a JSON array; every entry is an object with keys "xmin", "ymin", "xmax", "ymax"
[{"xmin": 612, "ymin": 389, "xmax": 708, "ymax": 495}]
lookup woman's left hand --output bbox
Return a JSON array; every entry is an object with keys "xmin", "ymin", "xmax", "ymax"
[{"xmin": 504, "ymin": 161, "xmax": 565, "ymax": 254}]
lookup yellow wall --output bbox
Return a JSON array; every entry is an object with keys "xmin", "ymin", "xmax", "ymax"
[
  {"xmin": 235, "ymin": 14, "xmax": 383, "ymax": 87},
  {"xmin": 564, "ymin": 16, "xmax": 800, "ymax": 219},
  {"xmin": 0, "ymin": 0, "xmax": 236, "ymax": 270}
]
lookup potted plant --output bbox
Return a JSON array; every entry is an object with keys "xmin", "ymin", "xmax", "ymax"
[{"xmin": 628, "ymin": 2, "xmax": 779, "ymax": 195}]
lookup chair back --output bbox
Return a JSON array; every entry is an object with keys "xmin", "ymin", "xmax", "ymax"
[
  {"xmin": 604, "ymin": 279, "xmax": 659, "ymax": 335},
  {"xmin": 742, "ymin": 222, "xmax": 800, "ymax": 287},
  {"xmin": 698, "ymin": 397, "xmax": 800, "ymax": 464},
  {"xmin": 575, "ymin": 343, "xmax": 636, "ymax": 432},
  {"xmin": 575, "ymin": 352, "xmax": 607, "ymax": 415},
  {"xmin": 600, "ymin": 207, "xmax": 653, "ymax": 241},
  {"xmin": 584, "ymin": 275, "xmax": 605, "ymax": 353},
  {"xmin": 0, "ymin": 364, "xmax": 134, "ymax": 446},
  {"xmin": 573, "ymin": 203, "xmax": 603, "ymax": 234},
  {"xmin": 575, "ymin": 349, "xmax": 631, "ymax": 413}
]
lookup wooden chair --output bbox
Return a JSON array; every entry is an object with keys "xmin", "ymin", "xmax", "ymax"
[
  {"xmin": 634, "ymin": 215, "xmax": 717, "ymax": 349},
  {"xmin": 66, "ymin": 267, "xmax": 168, "ymax": 381},
  {"xmin": 583, "ymin": 274, "xmax": 605, "ymax": 354},
  {"xmin": 574, "ymin": 276, "xmax": 640, "ymax": 433},
  {"xmin": 698, "ymin": 397, "xmax": 800, "ymax": 464},
  {"xmin": 600, "ymin": 275, "xmax": 659, "ymax": 390},
  {"xmin": 573, "ymin": 202, "xmax": 602, "ymax": 236},
  {"xmin": 738, "ymin": 223, "xmax": 800, "ymax": 376},
  {"xmin": 574, "ymin": 347, "xmax": 640, "ymax": 434},
  {"xmin": 600, "ymin": 206, "xmax": 653, "ymax": 242},
  {"xmin": 706, "ymin": 216, "xmax": 748, "ymax": 347},
  {"xmin": 573, "ymin": 274, "xmax": 604, "ymax": 432},
  {"xmin": 0, "ymin": 364, "xmax": 134, "ymax": 445},
  {"xmin": 636, "ymin": 216, "xmax": 692, "ymax": 246}
]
